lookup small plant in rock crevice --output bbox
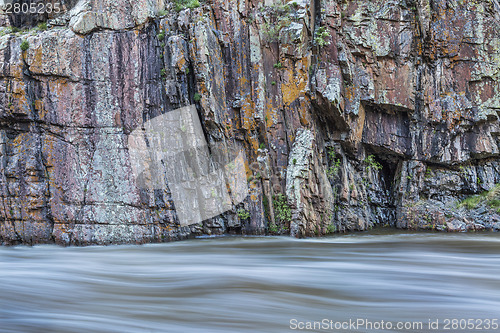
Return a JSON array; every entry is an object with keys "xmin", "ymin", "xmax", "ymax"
[
  {"xmin": 326, "ymin": 147, "xmax": 341, "ymax": 180},
  {"xmin": 20, "ymin": 40, "xmax": 29, "ymax": 52},
  {"xmin": 237, "ymin": 208, "xmax": 250, "ymax": 220},
  {"xmin": 273, "ymin": 193, "xmax": 291, "ymax": 223},
  {"xmin": 261, "ymin": 2, "xmax": 295, "ymax": 43},
  {"xmin": 37, "ymin": 22, "xmax": 47, "ymax": 31},
  {"xmin": 157, "ymin": 30, "xmax": 165, "ymax": 41},
  {"xmin": 175, "ymin": 0, "xmax": 201, "ymax": 12},
  {"xmin": 268, "ymin": 223, "xmax": 279, "ymax": 233},
  {"xmin": 314, "ymin": 26, "xmax": 331, "ymax": 47},
  {"xmin": 364, "ymin": 154, "xmax": 382, "ymax": 171},
  {"xmin": 458, "ymin": 184, "xmax": 500, "ymax": 212}
]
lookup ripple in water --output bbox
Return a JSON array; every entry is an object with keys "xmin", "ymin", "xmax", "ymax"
[{"xmin": 1, "ymin": 231, "xmax": 500, "ymax": 332}]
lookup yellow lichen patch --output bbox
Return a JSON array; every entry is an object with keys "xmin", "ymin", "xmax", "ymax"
[
  {"xmin": 281, "ymin": 74, "xmax": 307, "ymax": 106},
  {"xmin": 344, "ymin": 84, "xmax": 357, "ymax": 103},
  {"xmin": 264, "ymin": 100, "xmax": 277, "ymax": 127},
  {"xmin": 197, "ymin": 81, "xmax": 209, "ymax": 96},
  {"xmin": 350, "ymin": 102, "xmax": 366, "ymax": 143},
  {"xmin": 249, "ymin": 135, "xmax": 259, "ymax": 153},
  {"xmin": 281, "ymin": 59, "xmax": 309, "ymax": 106},
  {"xmin": 241, "ymin": 96, "xmax": 257, "ymax": 131},
  {"xmin": 298, "ymin": 98, "xmax": 310, "ymax": 127},
  {"xmin": 34, "ymin": 100, "xmax": 43, "ymax": 110},
  {"xmin": 13, "ymin": 133, "xmax": 28, "ymax": 147},
  {"xmin": 29, "ymin": 46, "xmax": 44, "ymax": 71},
  {"xmin": 54, "ymin": 79, "xmax": 69, "ymax": 96},
  {"xmin": 176, "ymin": 56, "xmax": 186, "ymax": 72},
  {"xmin": 239, "ymin": 75, "xmax": 249, "ymax": 86},
  {"xmin": 12, "ymin": 81, "xmax": 28, "ymax": 108}
]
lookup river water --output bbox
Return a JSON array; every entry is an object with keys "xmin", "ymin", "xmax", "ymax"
[{"xmin": 1, "ymin": 230, "xmax": 500, "ymax": 333}]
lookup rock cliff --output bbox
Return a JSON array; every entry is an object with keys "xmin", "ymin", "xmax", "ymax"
[{"xmin": 1, "ymin": 0, "xmax": 500, "ymax": 245}]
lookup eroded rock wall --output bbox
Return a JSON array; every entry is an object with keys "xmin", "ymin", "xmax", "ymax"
[{"xmin": 1, "ymin": 0, "xmax": 499, "ymax": 245}]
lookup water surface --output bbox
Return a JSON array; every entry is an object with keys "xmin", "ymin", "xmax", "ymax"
[{"xmin": 1, "ymin": 231, "xmax": 500, "ymax": 332}]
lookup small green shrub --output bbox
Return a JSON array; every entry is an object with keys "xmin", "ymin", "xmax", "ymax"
[
  {"xmin": 487, "ymin": 199, "xmax": 500, "ymax": 209},
  {"xmin": 158, "ymin": 9, "xmax": 167, "ymax": 16},
  {"xmin": 269, "ymin": 223, "xmax": 279, "ymax": 233},
  {"xmin": 259, "ymin": 143, "xmax": 265, "ymax": 149},
  {"xmin": 326, "ymin": 148, "xmax": 341, "ymax": 179},
  {"xmin": 292, "ymin": 158, "xmax": 297, "ymax": 165},
  {"xmin": 314, "ymin": 26, "xmax": 331, "ymax": 47},
  {"xmin": 237, "ymin": 208, "xmax": 250, "ymax": 220},
  {"xmin": 273, "ymin": 62, "xmax": 283, "ymax": 69},
  {"xmin": 327, "ymin": 223, "xmax": 336, "ymax": 234},
  {"xmin": 160, "ymin": 68, "xmax": 166, "ymax": 76},
  {"xmin": 20, "ymin": 40, "xmax": 29, "ymax": 52},
  {"xmin": 37, "ymin": 22, "xmax": 47, "ymax": 31},
  {"xmin": 185, "ymin": 0, "xmax": 200, "ymax": 9},
  {"xmin": 458, "ymin": 184, "xmax": 500, "ymax": 210},
  {"xmin": 271, "ymin": 81, "xmax": 276, "ymax": 85},
  {"xmin": 263, "ymin": 23, "xmax": 281, "ymax": 42},
  {"xmin": 273, "ymin": 193, "xmax": 291, "ymax": 223},
  {"xmin": 364, "ymin": 155, "xmax": 382, "ymax": 170},
  {"xmin": 175, "ymin": 0, "xmax": 200, "ymax": 12},
  {"xmin": 459, "ymin": 195, "xmax": 483, "ymax": 209},
  {"xmin": 157, "ymin": 31, "xmax": 165, "ymax": 41},
  {"xmin": 194, "ymin": 93, "xmax": 202, "ymax": 102}
]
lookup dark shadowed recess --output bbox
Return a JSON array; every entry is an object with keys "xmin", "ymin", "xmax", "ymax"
[{"xmin": 362, "ymin": 102, "xmax": 411, "ymax": 196}]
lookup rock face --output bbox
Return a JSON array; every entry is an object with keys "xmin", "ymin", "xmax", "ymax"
[{"xmin": 1, "ymin": 0, "xmax": 499, "ymax": 245}]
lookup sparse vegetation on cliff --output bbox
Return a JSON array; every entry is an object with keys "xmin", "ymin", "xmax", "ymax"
[
  {"xmin": 458, "ymin": 184, "xmax": 500, "ymax": 212},
  {"xmin": 175, "ymin": 0, "xmax": 200, "ymax": 12},
  {"xmin": 326, "ymin": 148, "xmax": 342, "ymax": 180},
  {"xmin": 20, "ymin": 40, "xmax": 29, "ymax": 52},
  {"xmin": 237, "ymin": 208, "xmax": 250, "ymax": 220},
  {"xmin": 314, "ymin": 26, "xmax": 331, "ymax": 47},
  {"xmin": 364, "ymin": 155, "xmax": 382, "ymax": 171},
  {"xmin": 261, "ymin": 1, "xmax": 295, "ymax": 43},
  {"xmin": 273, "ymin": 194, "xmax": 291, "ymax": 223},
  {"xmin": 175, "ymin": 0, "xmax": 201, "ymax": 12}
]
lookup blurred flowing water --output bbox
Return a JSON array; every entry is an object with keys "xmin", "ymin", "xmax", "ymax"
[{"xmin": 1, "ymin": 231, "xmax": 500, "ymax": 332}]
